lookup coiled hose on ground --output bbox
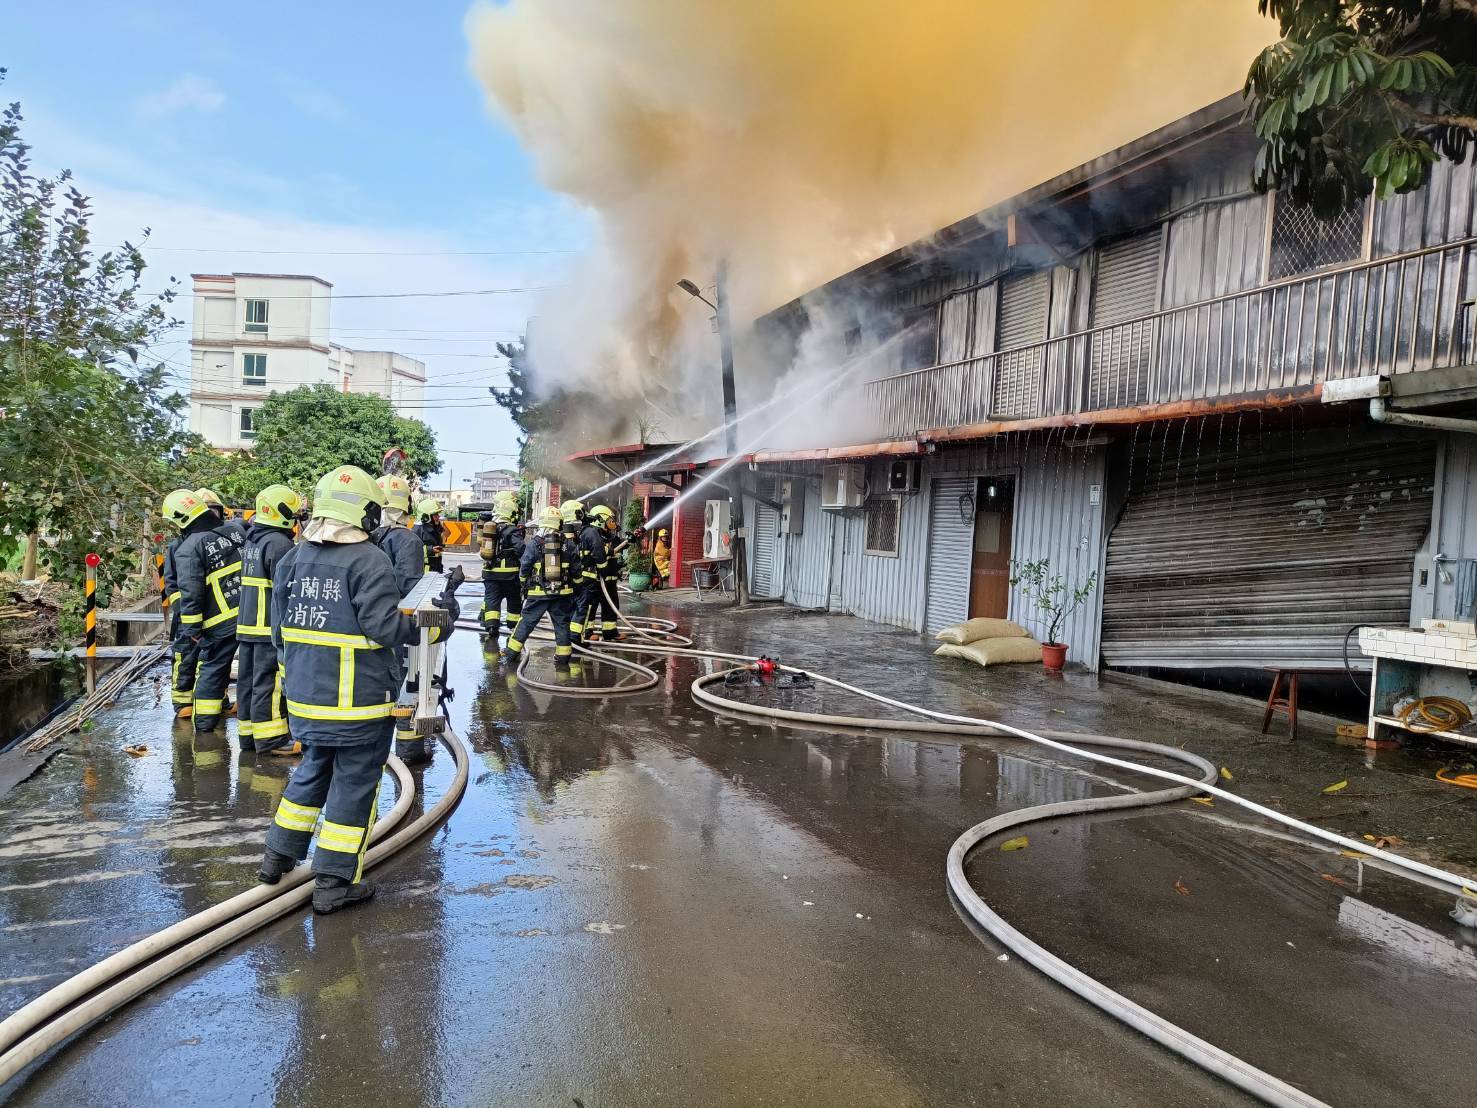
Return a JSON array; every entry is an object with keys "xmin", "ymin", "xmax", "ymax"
[
  {"xmin": 0, "ymin": 729, "xmax": 470, "ymax": 1088},
  {"xmin": 477, "ymin": 579, "xmax": 1477, "ymax": 1108}
]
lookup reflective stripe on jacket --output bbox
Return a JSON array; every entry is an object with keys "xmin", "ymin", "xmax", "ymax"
[
  {"xmin": 238, "ymin": 522, "xmax": 295, "ymax": 640},
  {"xmin": 270, "ymin": 538, "xmax": 423, "ymax": 745},
  {"xmin": 488, "ymin": 522, "xmax": 524, "ymax": 575},
  {"xmin": 174, "ymin": 521, "xmax": 244, "ymax": 634}
]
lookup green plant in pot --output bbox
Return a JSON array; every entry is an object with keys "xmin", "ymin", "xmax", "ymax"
[
  {"xmin": 625, "ymin": 546, "xmax": 654, "ymax": 592},
  {"xmin": 1009, "ymin": 559, "xmax": 1098, "ymax": 673}
]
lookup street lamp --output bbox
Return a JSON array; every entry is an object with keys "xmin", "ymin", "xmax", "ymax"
[{"xmin": 677, "ymin": 266, "xmax": 747, "ymax": 606}]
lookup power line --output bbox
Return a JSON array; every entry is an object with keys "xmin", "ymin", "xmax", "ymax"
[
  {"xmin": 149, "ymin": 284, "xmax": 555, "ymax": 300},
  {"xmin": 143, "ymin": 246, "xmax": 577, "ymax": 257}
]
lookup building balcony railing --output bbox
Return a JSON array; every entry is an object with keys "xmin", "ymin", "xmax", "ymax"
[{"xmin": 862, "ymin": 236, "xmax": 1477, "ymax": 439}]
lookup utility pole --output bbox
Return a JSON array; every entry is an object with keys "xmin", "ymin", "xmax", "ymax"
[{"xmin": 715, "ymin": 260, "xmax": 748, "ymax": 607}]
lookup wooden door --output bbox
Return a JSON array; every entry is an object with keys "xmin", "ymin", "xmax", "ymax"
[{"xmin": 969, "ymin": 479, "xmax": 1014, "ymax": 618}]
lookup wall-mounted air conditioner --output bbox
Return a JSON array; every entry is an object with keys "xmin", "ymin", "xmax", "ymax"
[
  {"xmin": 886, "ymin": 459, "xmax": 920, "ymax": 494},
  {"xmin": 820, "ymin": 464, "xmax": 866, "ymax": 510},
  {"xmin": 703, "ymin": 499, "xmax": 733, "ymax": 559},
  {"xmin": 779, "ymin": 478, "xmax": 804, "ymax": 535}
]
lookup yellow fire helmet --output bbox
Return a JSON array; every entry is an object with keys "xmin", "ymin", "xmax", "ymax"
[
  {"xmin": 492, "ymin": 489, "xmax": 519, "ymax": 520},
  {"xmin": 313, "ymin": 466, "xmax": 386, "ymax": 530},
  {"xmin": 162, "ymin": 489, "xmax": 208, "ymax": 530},
  {"xmin": 254, "ymin": 484, "xmax": 302, "ymax": 529},
  {"xmin": 194, "ymin": 488, "xmax": 227, "ymax": 516},
  {"xmin": 589, "ymin": 505, "xmax": 616, "ymax": 529},
  {"xmin": 535, "ymin": 505, "xmax": 560, "ymax": 530},
  {"xmin": 559, "ymin": 499, "xmax": 585, "ymax": 525},
  {"xmin": 377, "ymin": 474, "xmax": 412, "ymax": 513},
  {"xmin": 417, "ymin": 497, "xmax": 443, "ymax": 518}
]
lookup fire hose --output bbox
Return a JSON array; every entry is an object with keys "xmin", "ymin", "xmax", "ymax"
[
  {"xmin": 474, "ymin": 576, "xmax": 1477, "ymax": 1108},
  {"xmin": 0, "ymin": 733, "xmax": 469, "ymax": 1088}
]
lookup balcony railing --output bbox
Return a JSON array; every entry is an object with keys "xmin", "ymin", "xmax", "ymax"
[{"xmin": 862, "ymin": 236, "xmax": 1477, "ymax": 439}]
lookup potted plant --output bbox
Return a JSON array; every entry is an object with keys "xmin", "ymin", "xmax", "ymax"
[
  {"xmin": 1009, "ymin": 559, "xmax": 1098, "ymax": 673},
  {"xmin": 625, "ymin": 547, "xmax": 655, "ymax": 592}
]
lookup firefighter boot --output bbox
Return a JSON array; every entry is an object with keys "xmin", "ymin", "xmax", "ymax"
[
  {"xmin": 395, "ymin": 722, "xmax": 431, "ymax": 766},
  {"xmin": 258, "ymin": 848, "xmax": 298, "ymax": 886},
  {"xmin": 312, "ymin": 875, "xmax": 377, "ymax": 915}
]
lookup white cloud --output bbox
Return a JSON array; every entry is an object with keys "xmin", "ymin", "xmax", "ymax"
[
  {"xmin": 277, "ymin": 76, "xmax": 356, "ymax": 129},
  {"xmin": 133, "ymin": 75, "xmax": 226, "ymax": 120}
]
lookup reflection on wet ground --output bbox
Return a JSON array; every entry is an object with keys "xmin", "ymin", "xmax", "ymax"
[{"xmin": 0, "ymin": 600, "xmax": 1473, "ymax": 1106}]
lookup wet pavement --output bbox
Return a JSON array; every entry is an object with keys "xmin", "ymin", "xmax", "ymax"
[{"xmin": 1, "ymin": 582, "xmax": 1475, "ymax": 1106}]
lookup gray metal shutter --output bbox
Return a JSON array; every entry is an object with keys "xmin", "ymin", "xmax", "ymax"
[
  {"xmin": 993, "ymin": 272, "xmax": 1050, "ymax": 417},
  {"xmin": 924, "ymin": 476, "xmax": 976, "ymax": 636},
  {"xmin": 1101, "ymin": 428, "xmax": 1436, "ymax": 669},
  {"xmin": 750, "ymin": 477, "xmax": 780, "ymax": 599},
  {"xmin": 1089, "ymin": 230, "xmax": 1162, "ymax": 409}
]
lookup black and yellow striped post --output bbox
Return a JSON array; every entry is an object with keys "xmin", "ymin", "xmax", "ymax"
[{"xmin": 84, "ymin": 552, "xmax": 100, "ymax": 695}]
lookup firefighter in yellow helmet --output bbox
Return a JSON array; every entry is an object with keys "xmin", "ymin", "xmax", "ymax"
[
  {"xmin": 505, "ymin": 505, "xmax": 576, "ymax": 667},
  {"xmin": 258, "ymin": 466, "xmax": 457, "ymax": 913},
  {"xmin": 370, "ymin": 474, "xmax": 426, "ymax": 599},
  {"xmin": 236, "ymin": 484, "xmax": 301, "ymax": 756},
  {"xmin": 160, "ymin": 490, "xmax": 204, "ymax": 717},
  {"xmin": 652, "ymin": 527, "xmax": 671, "ymax": 588},
  {"xmin": 479, "ymin": 489, "xmax": 525, "ymax": 644},
  {"xmin": 414, "ymin": 497, "xmax": 446, "ymax": 573},
  {"xmin": 195, "ymin": 487, "xmax": 249, "ymax": 542},
  {"xmin": 164, "ymin": 488, "xmax": 244, "ymax": 733}
]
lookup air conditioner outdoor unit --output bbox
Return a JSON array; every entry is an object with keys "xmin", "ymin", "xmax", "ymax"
[
  {"xmin": 779, "ymin": 478, "xmax": 804, "ymax": 535},
  {"xmin": 886, "ymin": 459, "xmax": 920, "ymax": 494},
  {"xmin": 820, "ymin": 463, "xmax": 866, "ymax": 510},
  {"xmin": 703, "ymin": 499, "xmax": 733, "ymax": 560}
]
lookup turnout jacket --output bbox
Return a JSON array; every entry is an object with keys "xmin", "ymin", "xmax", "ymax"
[
  {"xmin": 601, "ymin": 530, "xmax": 624, "ymax": 580},
  {"xmin": 238, "ymin": 521, "xmax": 296, "ymax": 640},
  {"xmin": 483, "ymin": 521, "xmax": 524, "ymax": 575},
  {"xmin": 174, "ymin": 517, "xmax": 245, "ymax": 637},
  {"xmin": 520, "ymin": 530, "xmax": 578, "ymax": 597},
  {"xmin": 576, "ymin": 524, "xmax": 606, "ymax": 586},
  {"xmin": 270, "ymin": 537, "xmax": 424, "ymax": 746},
  {"xmin": 161, "ymin": 540, "xmax": 182, "ymax": 611},
  {"xmin": 371, "ymin": 523, "xmax": 427, "ymax": 600},
  {"xmin": 413, "ymin": 518, "xmax": 445, "ymax": 565}
]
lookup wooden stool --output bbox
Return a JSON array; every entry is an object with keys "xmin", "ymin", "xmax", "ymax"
[{"xmin": 1261, "ymin": 667, "xmax": 1301, "ymax": 740}]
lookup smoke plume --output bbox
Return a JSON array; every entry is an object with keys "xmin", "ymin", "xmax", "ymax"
[{"xmin": 466, "ymin": 0, "xmax": 1273, "ymax": 452}]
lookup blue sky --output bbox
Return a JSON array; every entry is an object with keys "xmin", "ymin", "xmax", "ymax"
[{"xmin": 6, "ymin": 0, "xmax": 584, "ymax": 484}]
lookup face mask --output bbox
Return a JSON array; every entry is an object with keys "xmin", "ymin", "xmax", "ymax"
[{"xmin": 361, "ymin": 503, "xmax": 383, "ymax": 532}]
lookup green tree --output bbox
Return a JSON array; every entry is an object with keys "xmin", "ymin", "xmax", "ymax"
[
  {"xmin": 0, "ymin": 75, "xmax": 189, "ymax": 592},
  {"xmin": 246, "ymin": 383, "xmax": 440, "ymax": 492},
  {"xmin": 1246, "ymin": 0, "xmax": 1477, "ymax": 216},
  {"xmin": 490, "ymin": 337, "xmax": 590, "ymax": 475}
]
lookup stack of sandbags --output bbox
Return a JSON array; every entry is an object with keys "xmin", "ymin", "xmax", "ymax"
[{"xmin": 933, "ymin": 618, "xmax": 1041, "ymax": 667}]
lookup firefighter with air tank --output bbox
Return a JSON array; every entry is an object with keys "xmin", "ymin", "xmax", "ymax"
[
  {"xmin": 504, "ymin": 504, "xmax": 577, "ymax": 668},
  {"xmin": 236, "ymin": 484, "xmax": 302, "ymax": 756},
  {"xmin": 478, "ymin": 489, "xmax": 525, "ymax": 647}
]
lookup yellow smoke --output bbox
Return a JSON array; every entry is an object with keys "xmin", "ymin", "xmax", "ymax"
[{"xmin": 466, "ymin": 0, "xmax": 1274, "ymax": 427}]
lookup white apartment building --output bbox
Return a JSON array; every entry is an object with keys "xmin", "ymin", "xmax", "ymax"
[{"xmin": 188, "ymin": 273, "xmax": 428, "ymax": 449}]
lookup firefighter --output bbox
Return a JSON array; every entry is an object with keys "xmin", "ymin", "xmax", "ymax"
[
  {"xmin": 166, "ymin": 488, "xmax": 244, "ymax": 733},
  {"xmin": 505, "ymin": 505, "xmax": 575, "ymax": 668},
  {"xmin": 258, "ymin": 465, "xmax": 456, "ymax": 914},
  {"xmin": 195, "ymin": 488, "xmax": 249, "ymax": 542},
  {"xmin": 585, "ymin": 504, "xmax": 624, "ymax": 641},
  {"xmin": 370, "ymin": 474, "xmax": 426, "ymax": 599},
  {"xmin": 414, "ymin": 498, "xmax": 446, "ymax": 573},
  {"xmin": 569, "ymin": 500, "xmax": 605, "ymax": 645},
  {"xmin": 237, "ymin": 484, "xmax": 301, "ymax": 756},
  {"xmin": 652, "ymin": 527, "xmax": 671, "ymax": 588},
  {"xmin": 160, "ymin": 524, "xmax": 198, "ymax": 718},
  {"xmin": 479, "ymin": 490, "xmax": 524, "ymax": 642}
]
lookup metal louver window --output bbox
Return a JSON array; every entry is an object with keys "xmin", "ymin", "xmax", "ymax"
[
  {"xmin": 1267, "ymin": 193, "xmax": 1367, "ymax": 279},
  {"xmin": 1101, "ymin": 428, "xmax": 1435, "ymax": 669},
  {"xmin": 751, "ymin": 477, "xmax": 781, "ymax": 598},
  {"xmin": 1089, "ymin": 230, "xmax": 1162, "ymax": 409},
  {"xmin": 993, "ymin": 271, "xmax": 1050, "ymax": 417}
]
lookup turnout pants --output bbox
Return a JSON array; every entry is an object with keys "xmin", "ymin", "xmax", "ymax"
[
  {"xmin": 237, "ymin": 638, "xmax": 291, "ymax": 752},
  {"xmin": 507, "ymin": 591, "xmax": 573, "ymax": 660},
  {"xmin": 569, "ymin": 577, "xmax": 601, "ymax": 643},
  {"xmin": 191, "ymin": 632, "xmax": 237, "ymax": 733},
  {"xmin": 481, "ymin": 572, "xmax": 523, "ymax": 636},
  {"xmin": 590, "ymin": 576, "xmax": 620, "ymax": 638},
  {"xmin": 170, "ymin": 613, "xmax": 200, "ymax": 711},
  {"xmin": 265, "ymin": 726, "xmax": 393, "ymax": 882}
]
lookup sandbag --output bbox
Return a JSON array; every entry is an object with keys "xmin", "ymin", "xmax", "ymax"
[
  {"xmin": 934, "ymin": 637, "xmax": 1043, "ymax": 667},
  {"xmin": 934, "ymin": 617, "xmax": 1030, "ymax": 645}
]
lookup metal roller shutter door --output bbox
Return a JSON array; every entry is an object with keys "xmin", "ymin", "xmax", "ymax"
[
  {"xmin": 993, "ymin": 272, "xmax": 1050, "ymax": 417},
  {"xmin": 924, "ymin": 476, "xmax": 977, "ymax": 636},
  {"xmin": 750, "ymin": 478, "xmax": 780, "ymax": 599},
  {"xmin": 1101, "ymin": 429, "xmax": 1436, "ymax": 669},
  {"xmin": 1089, "ymin": 230, "xmax": 1163, "ymax": 409}
]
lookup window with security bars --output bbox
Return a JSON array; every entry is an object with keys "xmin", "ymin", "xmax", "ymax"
[
  {"xmin": 864, "ymin": 496, "xmax": 900, "ymax": 556},
  {"xmin": 1267, "ymin": 194, "xmax": 1366, "ymax": 280}
]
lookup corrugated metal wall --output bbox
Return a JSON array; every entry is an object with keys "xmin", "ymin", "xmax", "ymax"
[
  {"xmin": 1102, "ymin": 424, "xmax": 1437, "ymax": 669},
  {"xmin": 1435, "ymin": 433, "xmax": 1477, "ymax": 620},
  {"xmin": 769, "ymin": 442, "xmax": 1108, "ymax": 666}
]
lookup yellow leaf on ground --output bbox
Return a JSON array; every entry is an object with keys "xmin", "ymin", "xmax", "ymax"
[
  {"xmin": 1191, "ymin": 797, "xmax": 1214, "ymax": 807},
  {"xmin": 1000, "ymin": 836, "xmax": 1029, "ymax": 852},
  {"xmin": 1219, "ymin": 766, "xmax": 1234, "ymax": 781},
  {"xmin": 122, "ymin": 744, "xmax": 148, "ymax": 758},
  {"xmin": 1322, "ymin": 779, "xmax": 1348, "ymax": 794},
  {"xmin": 1174, "ymin": 878, "xmax": 1191, "ymax": 896},
  {"xmin": 1339, "ymin": 850, "xmax": 1367, "ymax": 860}
]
